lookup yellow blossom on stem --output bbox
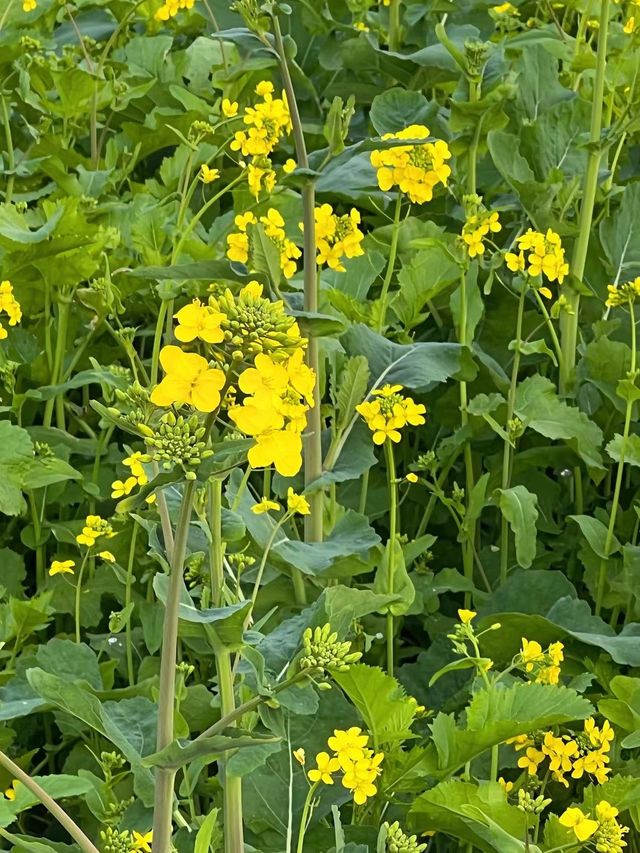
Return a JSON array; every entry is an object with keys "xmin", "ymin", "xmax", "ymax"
[
  {"xmin": 199, "ymin": 165, "xmax": 220, "ymax": 184},
  {"xmin": 287, "ymin": 488, "xmax": 310, "ymax": 515},
  {"xmin": 308, "ymin": 752, "xmax": 340, "ymax": 785},
  {"xmin": 131, "ymin": 831, "xmax": 153, "ymax": 852},
  {"xmin": 111, "ymin": 477, "xmax": 138, "ymax": 498},
  {"xmin": 370, "ymin": 125, "xmax": 452, "ymax": 204},
  {"xmin": 251, "ymin": 497, "xmax": 281, "ymax": 515},
  {"xmin": 222, "ymin": 98, "xmax": 239, "ymax": 117},
  {"xmin": 292, "ymin": 748, "xmax": 305, "ymax": 765},
  {"xmin": 49, "ymin": 559, "xmax": 75, "ymax": 576},
  {"xmin": 150, "ymin": 346, "xmax": 226, "ymax": 413},
  {"xmin": 4, "ymin": 780, "xmax": 20, "ymax": 800},
  {"xmin": 458, "ymin": 609, "xmax": 476, "ymax": 624},
  {"xmin": 558, "ymin": 807, "xmax": 598, "ymax": 842},
  {"xmin": 327, "ymin": 727, "xmax": 369, "ymax": 761},
  {"xmin": 99, "ymin": 551, "xmax": 116, "ymax": 562},
  {"xmin": 356, "ymin": 384, "xmax": 426, "ymax": 445},
  {"xmin": 173, "ymin": 299, "xmax": 225, "ymax": 344}
]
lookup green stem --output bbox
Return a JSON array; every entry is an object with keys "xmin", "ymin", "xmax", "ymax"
[
  {"xmin": 150, "ymin": 299, "xmax": 169, "ymax": 387},
  {"xmin": 500, "ymin": 286, "xmax": 527, "ymax": 585},
  {"xmin": 596, "ymin": 301, "xmax": 636, "ymax": 614},
  {"xmin": 532, "ymin": 290, "xmax": 564, "ymax": 372},
  {"xmin": 272, "ymin": 15, "xmax": 323, "ymax": 545},
  {"xmin": 74, "ymin": 551, "xmax": 90, "ymax": 643},
  {"xmin": 467, "ymin": 79, "xmax": 480, "ymax": 195},
  {"xmin": 0, "ymin": 751, "xmax": 99, "ymax": 853},
  {"xmin": 171, "ymin": 175, "xmax": 243, "ymax": 263},
  {"xmin": 152, "ymin": 480, "xmax": 197, "ymax": 853},
  {"xmin": 376, "ymin": 193, "xmax": 402, "ymax": 332},
  {"xmin": 296, "ymin": 781, "xmax": 320, "ymax": 853},
  {"xmin": 28, "ymin": 491, "xmax": 45, "ymax": 591},
  {"xmin": 388, "ymin": 0, "xmax": 401, "ymax": 51},
  {"xmin": 384, "ymin": 440, "xmax": 398, "ymax": 675},
  {"xmin": 458, "ymin": 270, "xmax": 476, "ymax": 605},
  {"xmin": 43, "ymin": 297, "xmax": 71, "ymax": 429},
  {"xmin": 125, "ymin": 522, "xmax": 139, "ymax": 686},
  {"xmin": 1, "ymin": 96, "xmax": 15, "ymax": 204},
  {"xmin": 209, "ymin": 477, "xmax": 224, "ymax": 605},
  {"xmin": 560, "ymin": 0, "xmax": 610, "ymax": 393},
  {"xmin": 218, "ymin": 649, "xmax": 244, "ymax": 853}
]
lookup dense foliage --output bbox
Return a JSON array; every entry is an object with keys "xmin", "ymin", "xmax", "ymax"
[{"xmin": 0, "ymin": 0, "xmax": 640, "ymax": 851}]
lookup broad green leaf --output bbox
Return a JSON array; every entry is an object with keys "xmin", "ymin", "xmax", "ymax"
[
  {"xmin": 0, "ymin": 774, "xmax": 92, "ymax": 829},
  {"xmin": 496, "ymin": 486, "xmax": 538, "ymax": 568},
  {"xmin": 606, "ymin": 433, "xmax": 640, "ymax": 467},
  {"xmin": 195, "ymin": 808, "xmax": 223, "ymax": 853},
  {"xmin": 370, "ymin": 88, "xmax": 435, "ymax": 135},
  {"xmin": 332, "ymin": 664, "xmax": 417, "ymax": 748},
  {"xmin": 393, "ymin": 244, "xmax": 460, "ymax": 330},
  {"xmin": 143, "ymin": 733, "xmax": 280, "ymax": 770},
  {"xmin": 0, "ymin": 421, "xmax": 33, "ymax": 516},
  {"xmin": 334, "ymin": 356, "xmax": 370, "ymax": 432},
  {"xmin": 600, "ymin": 182, "xmax": 640, "ymax": 280},
  {"xmin": 569, "ymin": 514, "xmax": 620, "ymax": 558},
  {"xmin": 372, "ymin": 538, "xmax": 415, "ymax": 616}
]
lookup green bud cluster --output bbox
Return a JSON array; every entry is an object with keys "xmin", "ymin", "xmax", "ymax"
[
  {"xmin": 34, "ymin": 441, "xmax": 54, "ymax": 458},
  {"xmin": 383, "ymin": 820, "xmax": 427, "ymax": 853},
  {"xmin": 464, "ymin": 39, "xmax": 492, "ymax": 76},
  {"xmin": 145, "ymin": 412, "xmax": 213, "ymax": 471},
  {"xmin": 214, "ymin": 287, "xmax": 304, "ymax": 360},
  {"xmin": 228, "ymin": 552, "xmax": 256, "ymax": 573},
  {"xmin": 299, "ymin": 624, "xmax": 362, "ymax": 673},
  {"xmin": 189, "ymin": 120, "xmax": 215, "ymax": 140},
  {"xmin": 516, "ymin": 789, "xmax": 551, "ymax": 815},
  {"xmin": 185, "ymin": 551, "xmax": 206, "ymax": 588},
  {"xmin": 416, "ymin": 451, "xmax": 437, "ymax": 472},
  {"xmin": 99, "ymin": 827, "xmax": 134, "ymax": 853}
]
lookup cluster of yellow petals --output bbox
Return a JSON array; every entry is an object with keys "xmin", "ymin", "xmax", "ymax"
[
  {"xmin": 606, "ymin": 276, "xmax": 640, "ymax": 308},
  {"xmin": 154, "ymin": 0, "xmax": 194, "ymax": 22},
  {"xmin": 22, "ymin": 0, "xmax": 37, "ymax": 10},
  {"xmin": 306, "ymin": 204, "xmax": 365, "ymax": 271},
  {"xmin": 174, "ymin": 298, "xmax": 225, "ymax": 344},
  {"xmin": 462, "ymin": 210, "xmax": 502, "ymax": 258},
  {"xmin": 199, "ymin": 165, "xmax": 220, "ymax": 185},
  {"xmin": 505, "ymin": 228, "xmax": 569, "ymax": 294},
  {"xmin": 227, "ymin": 209, "xmax": 301, "ymax": 279},
  {"xmin": 0, "ymin": 281, "xmax": 22, "ymax": 340},
  {"xmin": 356, "ymin": 384, "xmax": 426, "ymax": 445},
  {"xmin": 150, "ymin": 346, "xmax": 226, "ymax": 413},
  {"xmin": 370, "ymin": 125, "xmax": 452, "ymax": 204},
  {"xmin": 519, "ymin": 637, "xmax": 564, "ymax": 685},
  {"xmin": 251, "ymin": 488, "xmax": 310, "ymax": 516},
  {"xmin": 560, "ymin": 801, "xmax": 628, "ymax": 851},
  {"xmin": 302, "ymin": 727, "xmax": 384, "ymax": 806},
  {"xmin": 76, "ymin": 515, "xmax": 114, "ymax": 547},
  {"xmin": 514, "ymin": 717, "xmax": 613, "ymax": 787},
  {"xmin": 229, "ymin": 350, "xmax": 314, "ymax": 477},
  {"xmin": 111, "ymin": 451, "xmax": 151, "ymax": 499},
  {"xmin": 49, "ymin": 559, "xmax": 75, "ymax": 577}
]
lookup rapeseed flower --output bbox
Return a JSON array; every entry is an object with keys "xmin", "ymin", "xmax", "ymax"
[
  {"xmin": 0, "ymin": 281, "xmax": 22, "ymax": 340},
  {"xmin": 559, "ymin": 807, "xmax": 598, "ymax": 842},
  {"xmin": 340, "ymin": 750, "xmax": 384, "ymax": 805},
  {"xmin": 370, "ymin": 125, "xmax": 452, "ymax": 203},
  {"xmin": 199, "ymin": 165, "xmax": 220, "ymax": 184},
  {"xmin": 461, "ymin": 197, "xmax": 502, "ymax": 258},
  {"xmin": 150, "ymin": 346, "xmax": 226, "ymax": 413},
  {"xmin": 308, "ymin": 752, "xmax": 340, "ymax": 784},
  {"xmin": 76, "ymin": 515, "xmax": 114, "ymax": 547},
  {"xmin": 327, "ymin": 727, "xmax": 369, "ymax": 760},
  {"xmin": 606, "ymin": 276, "xmax": 640, "ymax": 307},
  {"xmin": 131, "ymin": 831, "xmax": 153, "ymax": 852},
  {"xmin": 226, "ymin": 209, "xmax": 301, "ymax": 278},
  {"xmin": 123, "ymin": 451, "xmax": 151, "ymax": 484},
  {"xmin": 230, "ymin": 81, "xmax": 291, "ymax": 158},
  {"xmin": 173, "ymin": 299, "xmax": 225, "ymax": 344},
  {"xmin": 287, "ymin": 488, "xmax": 310, "ymax": 515},
  {"xmin": 505, "ymin": 228, "xmax": 569, "ymax": 293},
  {"xmin": 49, "ymin": 559, "xmax": 75, "ymax": 576},
  {"xmin": 304, "ymin": 204, "xmax": 365, "ymax": 271},
  {"xmin": 593, "ymin": 801, "xmax": 628, "ymax": 853},
  {"xmin": 251, "ymin": 497, "xmax": 281, "ymax": 514},
  {"xmin": 222, "ymin": 98, "xmax": 239, "ymax": 117},
  {"xmin": 518, "ymin": 637, "xmax": 563, "ymax": 684},
  {"xmin": 154, "ymin": 0, "xmax": 194, "ymax": 22},
  {"xmin": 4, "ymin": 780, "xmax": 20, "ymax": 799},
  {"xmin": 356, "ymin": 384, "xmax": 426, "ymax": 444},
  {"xmin": 111, "ymin": 476, "xmax": 138, "ymax": 498}
]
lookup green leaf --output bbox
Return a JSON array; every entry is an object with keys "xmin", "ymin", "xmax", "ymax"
[
  {"xmin": 143, "ymin": 733, "xmax": 280, "ymax": 770},
  {"xmin": 606, "ymin": 433, "xmax": 640, "ymax": 467},
  {"xmin": 514, "ymin": 375, "xmax": 603, "ymax": 468},
  {"xmin": 372, "ymin": 538, "xmax": 415, "ymax": 616},
  {"xmin": 496, "ymin": 486, "xmax": 539, "ymax": 568},
  {"xmin": 332, "ymin": 664, "xmax": 417, "ymax": 747},
  {"xmin": 0, "ymin": 421, "xmax": 33, "ymax": 516},
  {"xmin": 600, "ymin": 182, "xmax": 640, "ymax": 280},
  {"xmin": 393, "ymin": 244, "xmax": 460, "ymax": 330},
  {"xmin": 195, "ymin": 808, "xmax": 223, "ymax": 853},
  {"xmin": 250, "ymin": 223, "xmax": 282, "ymax": 288},
  {"xmin": 370, "ymin": 87, "xmax": 435, "ymax": 135},
  {"xmin": 0, "ymin": 774, "xmax": 93, "ymax": 829},
  {"xmin": 126, "ymin": 260, "xmax": 253, "ymax": 282},
  {"xmin": 334, "ymin": 356, "xmax": 370, "ymax": 432},
  {"xmin": 569, "ymin": 514, "xmax": 620, "ymax": 558}
]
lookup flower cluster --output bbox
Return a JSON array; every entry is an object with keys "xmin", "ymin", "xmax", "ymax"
[
  {"xmin": 150, "ymin": 346, "xmax": 226, "ymax": 413},
  {"xmin": 76, "ymin": 515, "xmax": 114, "ymax": 547},
  {"xmin": 252, "ymin": 488, "xmax": 310, "ymax": 516},
  {"xmin": 560, "ymin": 801, "xmax": 628, "ymax": 851},
  {"xmin": 226, "ymin": 209, "xmax": 301, "ymax": 278},
  {"xmin": 518, "ymin": 637, "xmax": 564, "ymax": 685},
  {"xmin": 307, "ymin": 204, "xmax": 365, "ymax": 271},
  {"xmin": 606, "ymin": 276, "xmax": 640, "ymax": 308},
  {"xmin": 302, "ymin": 727, "xmax": 384, "ymax": 805},
  {"xmin": 228, "ymin": 349, "xmax": 315, "ymax": 476},
  {"xmin": 514, "ymin": 717, "xmax": 613, "ymax": 786},
  {"xmin": 0, "ymin": 281, "xmax": 22, "ymax": 340},
  {"xmin": 111, "ymin": 451, "xmax": 150, "ymax": 498},
  {"xmin": 382, "ymin": 820, "xmax": 427, "ymax": 852},
  {"xmin": 299, "ymin": 623, "xmax": 362, "ymax": 673},
  {"xmin": 144, "ymin": 412, "xmax": 213, "ymax": 472},
  {"xmin": 460, "ymin": 197, "xmax": 502, "ymax": 258},
  {"xmin": 154, "ymin": 0, "xmax": 194, "ymax": 22},
  {"xmin": 370, "ymin": 125, "xmax": 452, "ymax": 204},
  {"xmin": 229, "ymin": 81, "xmax": 292, "ymax": 198},
  {"xmin": 99, "ymin": 827, "xmax": 153, "ymax": 853},
  {"xmin": 356, "ymin": 384, "xmax": 426, "ymax": 445},
  {"xmin": 505, "ymin": 228, "xmax": 569, "ymax": 292},
  {"xmin": 211, "ymin": 281, "xmax": 304, "ymax": 360},
  {"xmin": 174, "ymin": 299, "xmax": 225, "ymax": 344}
]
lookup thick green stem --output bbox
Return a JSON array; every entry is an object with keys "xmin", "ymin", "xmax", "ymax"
[
  {"xmin": 296, "ymin": 781, "xmax": 320, "ymax": 853},
  {"xmin": 273, "ymin": 15, "xmax": 322, "ymax": 546},
  {"xmin": 458, "ymin": 270, "xmax": 476, "ymax": 605},
  {"xmin": 125, "ymin": 522, "xmax": 139, "ymax": 686},
  {"xmin": 376, "ymin": 193, "xmax": 402, "ymax": 332},
  {"xmin": 384, "ymin": 440, "xmax": 398, "ymax": 675},
  {"xmin": 74, "ymin": 551, "xmax": 90, "ymax": 643},
  {"xmin": 560, "ymin": 0, "xmax": 610, "ymax": 393},
  {"xmin": 388, "ymin": 0, "xmax": 401, "ymax": 52},
  {"xmin": 500, "ymin": 286, "xmax": 527, "ymax": 585},
  {"xmin": 209, "ymin": 478, "xmax": 224, "ymax": 605},
  {"xmin": 596, "ymin": 302, "xmax": 636, "ymax": 614},
  {"xmin": 150, "ymin": 299, "xmax": 169, "ymax": 388},
  {"xmin": 467, "ymin": 79, "xmax": 480, "ymax": 195},
  {"xmin": 43, "ymin": 297, "xmax": 71, "ymax": 429},
  {"xmin": 1, "ymin": 96, "xmax": 15, "ymax": 204},
  {"xmin": 218, "ymin": 649, "xmax": 244, "ymax": 853},
  {"xmin": 0, "ymin": 751, "xmax": 99, "ymax": 853},
  {"xmin": 152, "ymin": 480, "xmax": 197, "ymax": 853}
]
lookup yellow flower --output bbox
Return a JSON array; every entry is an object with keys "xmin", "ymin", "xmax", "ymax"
[
  {"xmin": 287, "ymin": 488, "xmax": 310, "ymax": 516},
  {"xmin": 150, "ymin": 346, "xmax": 226, "ymax": 413},
  {"xmin": 520, "ymin": 638, "xmax": 544, "ymax": 671},
  {"xmin": 606, "ymin": 276, "xmax": 640, "ymax": 307},
  {"xmin": 584, "ymin": 717, "xmax": 614, "ymax": 751},
  {"xmin": 221, "ymin": 98, "xmax": 239, "ymax": 117},
  {"xmin": 251, "ymin": 497, "xmax": 281, "ymax": 515},
  {"xmin": 517, "ymin": 746, "xmax": 545, "ymax": 774},
  {"xmin": 131, "ymin": 831, "xmax": 153, "ymax": 852},
  {"xmin": 406, "ymin": 472, "xmax": 418, "ymax": 483},
  {"xmin": 458, "ymin": 609, "xmax": 476, "ymax": 624},
  {"xmin": 283, "ymin": 158, "xmax": 297, "ymax": 174},
  {"xmin": 111, "ymin": 477, "xmax": 138, "ymax": 498},
  {"xmin": 328, "ymin": 727, "xmax": 369, "ymax": 761},
  {"xmin": 76, "ymin": 515, "xmax": 113, "ymax": 547},
  {"xmin": 99, "ymin": 551, "xmax": 116, "ymax": 562},
  {"xmin": 4, "ymin": 780, "xmax": 20, "ymax": 800},
  {"xmin": 370, "ymin": 125, "xmax": 451, "ymax": 204},
  {"xmin": 558, "ymin": 807, "xmax": 598, "ymax": 842},
  {"xmin": 308, "ymin": 752, "xmax": 340, "ymax": 785},
  {"xmin": 255, "ymin": 80, "xmax": 274, "ymax": 97},
  {"xmin": 492, "ymin": 1, "xmax": 518, "ymax": 13},
  {"xmin": 174, "ymin": 299, "xmax": 225, "ymax": 344},
  {"xmin": 307, "ymin": 204, "xmax": 365, "ymax": 272},
  {"xmin": 356, "ymin": 386, "xmax": 425, "ymax": 445},
  {"xmin": 200, "ymin": 165, "xmax": 220, "ymax": 184},
  {"xmin": 624, "ymin": 15, "xmax": 637, "ymax": 33},
  {"xmin": 498, "ymin": 777, "xmax": 514, "ymax": 793},
  {"xmin": 49, "ymin": 559, "xmax": 75, "ymax": 577},
  {"xmin": 23, "ymin": 0, "xmax": 36, "ymax": 10},
  {"xmin": 293, "ymin": 748, "xmax": 306, "ymax": 765},
  {"xmin": 340, "ymin": 751, "xmax": 383, "ymax": 805},
  {"xmin": 248, "ymin": 429, "xmax": 303, "ymax": 477}
]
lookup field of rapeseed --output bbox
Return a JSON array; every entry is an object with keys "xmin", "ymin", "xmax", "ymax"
[{"xmin": 1, "ymin": 0, "xmax": 640, "ymax": 850}]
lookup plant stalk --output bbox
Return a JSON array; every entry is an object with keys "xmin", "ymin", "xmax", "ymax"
[
  {"xmin": 377, "ymin": 193, "xmax": 402, "ymax": 332},
  {"xmin": 384, "ymin": 440, "xmax": 398, "ymax": 675},
  {"xmin": 458, "ymin": 270, "xmax": 476, "ymax": 604}
]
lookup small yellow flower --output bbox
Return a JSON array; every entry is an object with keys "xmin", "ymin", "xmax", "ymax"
[
  {"xmin": 4, "ymin": 780, "xmax": 20, "ymax": 800},
  {"xmin": 111, "ymin": 477, "xmax": 138, "ymax": 498},
  {"xmin": 150, "ymin": 346, "xmax": 226, "ymax": 413},
  {"xmin": 328, "ymin": 727, "xmax": 369, "ymax": 761},
  {"xmin": 251, "ymin": 497, "xmax": 281, "ymax": 515},
  {"xmin": 286, "ymin": 487, "xmax": 310, "ymax": 516},
  {"xmin": 498, "ymin": 777, "xmax": 514, "ymax": 793},
  {"xmin": 174, "ymin": 299, "xmax": 225, "ymax": 344},
  {"xmin": 457, "ymin": 609, "xmax": 476, "ymax": 624},
  {"xmin": 283, "ymin": 158, "xmax": 297, "ymax": 174},
  {"xmin": 293, "ymin": 748, "xmax": 306, "ymax": 765},
  {"xmin": 200, "ymin": 165, "xmax": 220, "ymax": 184},
  {"xmin": 131, "ymin": 831, "xmax": 153, "ymax": 852},
  {"xmin": 558, "ymin": 807, "xmax": 598, "ymax": 842},
  {"xmin": 49, "ymin": 560, "xmax": 76, "ymax": 576},
  {"xmin": 406, "ymin": 472, "xmax": 418, "ymax": 483},
  {"xmin": 520, "ymin": 637, "xmax": 544, "ymax": 671},
  {"xmin": 255, "ymin": 80, "xmax": 274, "ymax": 97},
  {"xmin": 99, "ymin": 551, "xmax": 116, "ymax": 563},
  {"xmin": 221, "ymin": 98, "xmax": 239, "ymax": 117},
  {"xmin": 517, "ymin": 746, "xmax": 545, "ymax": 775},
  {"xmin": 308, "ymin": 752, "xmax": 340, "ymax": 785},
  {"xmin": 23, "ymin": 0, "xmax": 36, "ymax": 10}
]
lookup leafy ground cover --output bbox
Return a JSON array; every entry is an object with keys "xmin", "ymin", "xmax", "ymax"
[{"xmin": 1, "ymin": 0, "xmax": 640, "ymax": 851}]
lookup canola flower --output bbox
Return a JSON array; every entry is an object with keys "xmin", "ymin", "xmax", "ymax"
[
  {"xmin": 131, "ymin": 830, "xmax": 153, "ymax": 852},
  {"xmin": 3, "ymin": 780, "xmax": 20, "ymax": 800},
  {"xmin": 154, "ymin": 0, "xmax": 194, "ymax": 22},
  {"xmin": 303, "ymin": 204, "xmax": 365, "ymax": 271},
  {"xmin": 150, "ymin": 346, "xmax": 226, "ymax": 413},
  {"xmin": 226, "ymin": 209, "xmax": 301, "ymax": 278},
  {"xmin": 505, "ymin": 228, "xmax": 569, "ymax": 294},
  {"xmin": 76, "ymin": 515, "xmax": 114, "ymax": 547},
  {"xmin": 518, "ymin": 637, "xmax": 564, "ymax": 684},
  {"xmin": 460, "ymin": 197, "xmax": 502, "ymax": 258},
  {"xmin": 22, "ymin": 0, "xmax": 36, "ymax": 9},
  {"xmin": 49, "ymin": 559, "xmax": 75, "ymax": 576},
  {"xmin": 606, "ymin": 276, "xmax": 640, "ymax": 307},
  {"xmin": 356, "ymin": 384, "xmax": 426, "ymax": 445},
  {"xmin": 370, "ymin": 125, "xmax": 452, "ymax": 204},
  {"xmin": 199, "ymin": 165, "xmax": 220, "ymax": 184},
  {"xmin": 559, "ymin": 801, "xmax": 629, "ymax": 851},
  {"xmin": 0, "ymin": 281, "xmax": 22, "ymax": 340},
  {"xmin": 251, "ymin": 497, "xmax": 280, "ymax": 515},
  {"xmin": 300, "ymin": 727, "xmax": 384, "ymax": 805},
  {"xmin": 221, "ymin": 98, "xmax": 238, "ymax": 117},
  {"xmin": 173, "ymin": 299, "xmax": 225, "ymax": 344}
]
